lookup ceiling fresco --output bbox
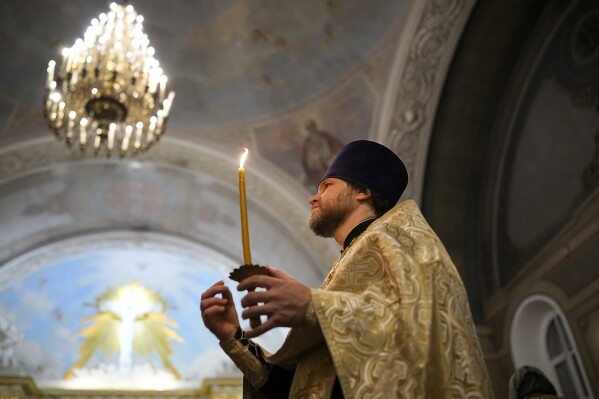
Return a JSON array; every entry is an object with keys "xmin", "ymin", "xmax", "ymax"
[
  {"xmin": 252, "ymin": 73, "xmax": 376, "ymax": 192},
  {"xmin": 0, "ymin": 0, "xmax": 407, "ymax": 129},
  {"xmin": 0, "ymin": 0, "xmax": 409, "ymax": 205}
]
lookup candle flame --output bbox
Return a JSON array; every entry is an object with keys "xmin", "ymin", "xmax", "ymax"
[{"xmin": 239, "ymin": 148, "xmax": 249, "ymax": 168}]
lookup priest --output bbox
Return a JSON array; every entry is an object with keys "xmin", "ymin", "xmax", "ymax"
[{"xmin": 200, "ymin": 140, "xmax": 494, "ymax": 398}]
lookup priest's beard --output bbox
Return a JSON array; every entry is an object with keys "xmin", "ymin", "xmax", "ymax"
[{"xmin": 308, "ymin": 189, "xmax": 355, "ymax": 237}]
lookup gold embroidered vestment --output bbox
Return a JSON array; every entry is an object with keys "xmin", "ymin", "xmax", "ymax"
[{"xmin": 243, "ymin": 200, "xmax": 494, "ymax": 398}]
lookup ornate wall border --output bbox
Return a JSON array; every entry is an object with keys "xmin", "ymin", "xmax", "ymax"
[
  {"xmin": 377, "ymin": 0, "xmax": 477, "ymax": 203},
  {"xmin": 0, "ymin": 376, "xmax": 242, "ymax": 399}
]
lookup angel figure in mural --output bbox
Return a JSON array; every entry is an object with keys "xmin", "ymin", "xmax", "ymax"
[
  {"xmin": 65, "ymin": 281, "xmax": 183, "ymax": 379},
  {"xmin": 301, "ymin": 118, "xmax": 344, "ymax": 187}
]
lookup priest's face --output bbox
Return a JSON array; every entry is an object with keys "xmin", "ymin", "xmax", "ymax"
[{"xmin": 308, "ymin": 178, "xmax": 356, "ymax": 237}]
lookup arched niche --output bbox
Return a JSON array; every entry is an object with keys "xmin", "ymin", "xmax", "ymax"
[{"xmin": 510, "ymin": 294, "xmax": 594, "ymax": 398}]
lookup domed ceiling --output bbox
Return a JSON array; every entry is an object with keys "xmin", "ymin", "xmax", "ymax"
[
  {"xmin": 0, "ymin": 0, "xmax": 407, "ymax": 128},
  {"xmin": 0, "ymin": 0, "xmax": 418, "ymax": 196},
  {"xmin": 3, "ymin": 0, "xmax": 598, "ymax": 395},
  {"xmin": 0, "ymin": 0, "xmax": 421, "ymax": 390}
]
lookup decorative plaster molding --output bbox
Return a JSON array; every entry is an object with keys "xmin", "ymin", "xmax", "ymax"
[
  {"xmin": 377, "ymin": 0, "xmax": 476, "ymax": 203},
  {"xmin": 0, "ymin": 231, "xmax": 239, "ymax": 293}
]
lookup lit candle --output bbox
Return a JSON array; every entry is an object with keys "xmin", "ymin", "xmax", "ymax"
[
  {"xmin": 46, "ymin": 60, "xmax": 55, "ymax": 88},
  {"xmin": 56, "ymin": 101, "xmax": 65, "ymax": 129},
  {"xmin": 65, "ymin": 48, "xmax": 73, "ymax": 73},
  {"xmin": 163, "ymin": 91, "xmax": 175, "ymax": 115},
  {"xmin": 158, "ymin": 75, "xmax": 167, "ymax": 103},
  {"xmin": 147, "ymin": 115, "xmax": 157, "ymax": 144},
  {"xmin": 121, "ymin": 125, "xmax": 133, "ymax": 156},
  {"xmin": 134, "ymin": 121, "xmax": 143, "ymax": 151},
  {"xmin": 61, "ymin": 48, "xmax": 69, "ymax": 75},
  {"xmin": 107, "ymin": 122, "xmax": 116, "ymax": 154},
  {"xmin": 148, "ymin": 70, "xmax": 159, "ymax": 94},
  {"xmin": 156, "ymin": 110, "xmax": 164, "ymax": 134},
  {"xmin": 66, "ymin": 111, "xmax": 76, "ymax": 143},
  {"xmin": 93, "ymin": 132, "xmax": 102, "ymax": 155},
  {"xmin": 79, "ymin": 118, "xmax": 88, "ymax": 150},
  {"xmin": 239, "ymin": 148, "xmax": 252, "ymax": 265}
]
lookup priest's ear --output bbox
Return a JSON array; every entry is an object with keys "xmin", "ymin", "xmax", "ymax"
[
  {"xmin": 346, "ymin": 180, "xmax": 372, "ymax": 202},
  {"xmin": 355, "ymin": 189, "xmax": 372, "ymax": 202}
]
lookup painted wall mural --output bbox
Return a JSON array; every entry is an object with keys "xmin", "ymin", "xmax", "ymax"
[
  {"xmin": 0, "ymin": 238, "xmax": 288, "ymax": 389},
  {"xmin": 252, "ymin": 73, "xmax": 376, "ymax": 193}
]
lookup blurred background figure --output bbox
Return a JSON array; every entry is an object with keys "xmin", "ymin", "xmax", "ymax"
[{"xmin": 508, "ymin": 366, "xmax": 563, "ymax": 399}]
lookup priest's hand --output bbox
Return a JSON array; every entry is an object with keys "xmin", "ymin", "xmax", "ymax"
[
  {"xmin": 200, "ymin": 281, "xmax": 240, "ymax": 342},
  {"xmin": 238, "ymin": 266, "xmax": 311, "ymax": 338}
]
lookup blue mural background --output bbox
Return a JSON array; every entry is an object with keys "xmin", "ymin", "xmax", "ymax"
[{"xmin": 0, "ymin": 244, "xmax": 287, "ymax": 388}]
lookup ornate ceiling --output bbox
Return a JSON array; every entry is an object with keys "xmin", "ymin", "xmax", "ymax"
[
  {"xmin": 1, "ymin": 0, "xmax": 598, "ymax": 395},
  {"xmin": 1, "ymin": 0, "xmax": 453, "ymax": 389},
  {"xmin": 1, "ymin": 0, "xmax": 408, "ymax": 127}
]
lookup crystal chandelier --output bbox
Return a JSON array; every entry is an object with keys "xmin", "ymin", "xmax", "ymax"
[{"xmin": 43, "ymin": 2, "xmax": 175, "ymax": 157}]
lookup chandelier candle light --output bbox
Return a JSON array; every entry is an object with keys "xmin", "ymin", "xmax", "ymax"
[{"xmin": 44, "ymin": 2, "xmax": 175, "ymax": 157}]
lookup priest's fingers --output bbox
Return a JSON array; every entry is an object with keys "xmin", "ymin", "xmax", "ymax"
[
  {"xmin": 240, "ymin": 291, "xmax": 269, "ymax": 308},
  {"xmin": 201, "ymin": 304, "xmax": 226, "ymax": 318},
  {"xmin": 201, "ymin": 281, "xmax": 229, "ymax": 299},
  {"xmin": 200, "ymin": 283, "xmax": 241, "ymax": 341},
  {"xmin": 244, "ymin": 318, "xmax": 277, "ymax": 338},
  {"xmin": 263, "ymin": 266, "xmax": 289, "ymax": 279},
  {"xmin": 200, "ymin": 297, "xmax": 228, "ymax": 313},
  {"xmin": 237, "ymin": 275, "xmax": 278, "ymax": 291},
  {"xmin": 241, "ymin": 303, "xmax": 274, "ymax": 321}
]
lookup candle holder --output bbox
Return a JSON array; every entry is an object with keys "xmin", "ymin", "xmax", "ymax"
[{"xmin": 229, "ymin": 264, "xmax": 271, "ymax": 329}]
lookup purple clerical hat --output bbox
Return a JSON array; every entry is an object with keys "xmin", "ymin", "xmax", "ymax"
[{"xmin": 320, "ymin": 140, "xmax": 408, "ymax": 209}]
